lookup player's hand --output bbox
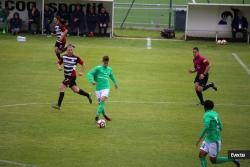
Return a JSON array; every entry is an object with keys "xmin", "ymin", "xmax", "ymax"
[
  {"xmin": 196, "ymin": 138, "xmax": 202, "ymax": 147},
  {"xmin": 92, "ymin": 82, "xmax": 96, "ymax": 86},
  {"xmin": 199, "ymin": 74, "xmax": 205, "ymax": 80},
  {"xmin": 79, "ymin": 72, "xmax": 83, "ymax": 76},
  {"xmin": 58, "ymin": 66, "xmax": 62, "ymax": 71},
  {"xmin": 188, "ymin": 69, "xmax": 194, "ymax": 73}
]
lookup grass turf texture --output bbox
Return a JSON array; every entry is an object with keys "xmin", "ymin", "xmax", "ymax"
[{"xmin": 0, "ymin": 34, "xmax": 250, "ymax": 167}]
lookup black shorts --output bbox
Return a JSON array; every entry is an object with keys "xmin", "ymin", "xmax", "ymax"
[
  {"xmin": 194, "ymin": 73, "xmax": 209, "ymax": 87},
  {"xmin": 62, "ymin": 77, "xmax": 76, "ymax": 88},
  {"xmin": 55, "ymin": 41, "xmax": 66, "ymax": 51}
]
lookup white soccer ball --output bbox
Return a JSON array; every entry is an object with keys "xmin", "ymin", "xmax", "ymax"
[
  {"xmin": 222, "ymin": 39, "xmax": 227, "ymax": 45},
  {"xmin": 97, "ymin": 119, "xmax": 106, "ymax": 128},
  {"xmin": 217, "ymin": 40, "xmax": 222, "ymax": 45}
]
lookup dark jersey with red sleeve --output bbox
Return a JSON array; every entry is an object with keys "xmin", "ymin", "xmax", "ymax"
[
  {"xmin": 55, "ymin": 23, "xmax": 67, "ymax": 44},
  {"xmin": 193, "ymin": 54, "xmax": 209, "ymax": 74},
  {"xmin": 58, "ymin": 54, "xmax": 84, "ymax": 78}
]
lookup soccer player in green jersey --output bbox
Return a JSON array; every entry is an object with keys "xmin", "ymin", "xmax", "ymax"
[
  {"xmin": 87, "ymin": 56, "xmax": 118, "ymax": 121},
  {"xmin": 196, "ymin": 100, "xmax": 240, "ymax": 167}
]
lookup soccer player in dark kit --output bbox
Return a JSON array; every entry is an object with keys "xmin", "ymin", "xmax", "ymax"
[
  {"xmin": 54, "ymin": 16, "xmax": 68, "ymax": 60},
  {"xmin": 52, "ymin": 44, "xmax": 92, "ymax": 110},
  {"xmin": 189, "ymin": 47, "xmax": 217, "ymax": 105}
]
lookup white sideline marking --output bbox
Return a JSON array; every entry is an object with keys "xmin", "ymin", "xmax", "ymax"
[
  {"xmin": 0, "ymin": 101, "xmax": 250, "ymax": 108},
  {"xmin": 0, "ymin": 160, "xmax": 37, "ymax": 167},
  {"xmin": 232, "ymin": 53, "xmax": 250, "ymax": 76}
]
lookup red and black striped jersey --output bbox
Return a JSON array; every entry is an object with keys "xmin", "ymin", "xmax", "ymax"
[
  {"xmin": 55, "ymin": 23, "xmax": 67, "ymax": 44},
  {"xmin": 58, "ymin": 54, "xmax": 84, "ymax": 78}
]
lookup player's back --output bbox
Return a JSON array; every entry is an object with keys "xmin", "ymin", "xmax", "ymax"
[{"xmin": 204, "ymin": 110, "xmax": 222, "ymax": 142}]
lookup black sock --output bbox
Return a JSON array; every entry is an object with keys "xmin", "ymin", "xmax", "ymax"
[
  {"xmin": 58, "ymin": 92, "xmax": 64, "ymax": 107},
  {"xmin": 203, "ymin": 83, "xmax": 213, "ymax": 91},
  {"xmin": 78, "ymin": 89, "xmax": 89, "ymax": 97},
  {"xmin": 56, "ymin": 53, "xmax": 60, "ymax": 60},
  {"xmin": 196, "ymin": 91, "xmax": 204, "ymax": 104}
]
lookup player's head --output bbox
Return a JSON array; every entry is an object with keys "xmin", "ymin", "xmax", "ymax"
[
  {"xmin": 193, "ymin": 47, "xmax": 199, "ymax": 57},
  {"xmin": 66, "ymin": 44, "xmax": 75, "ymax": 56},
  {"xmin": 54, "ymin": 16, "xmax": 60, "ymax": 24},
  {"xmin": 204, "ymin": 100, "xmax": 214, "ymax": 111},
  {"xmin": 102, "ymin": 56, "xmax": 109, "ymax": 67}
]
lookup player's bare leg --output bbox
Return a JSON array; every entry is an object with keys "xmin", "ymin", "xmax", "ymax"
[{"xmin": 71, "ymin": 85, "xmax": 92, "ymax": 104}]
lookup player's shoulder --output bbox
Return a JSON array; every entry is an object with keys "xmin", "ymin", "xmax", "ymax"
[
  {"xmin": 204, "ymin": 110, "xmax": 218, "ymax": 117},
  {"xmin": 107, "ymin": 66, "xmax": 112, "ymax": 70}
]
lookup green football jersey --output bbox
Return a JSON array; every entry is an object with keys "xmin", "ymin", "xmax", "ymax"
[
  {"xmin": 199, "ymin": 110, "xmax": 222, "ymax": 142},
  {"xmin": 87, "ymin": 65, "xmax": 117, "ymax": 91}
]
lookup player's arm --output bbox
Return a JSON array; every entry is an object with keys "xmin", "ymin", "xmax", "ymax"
[
  {"xmin": 217, "ymin": 116, "xmax": 223, "ymax": 131},
  {"xmin": 189, "ymin": 64, "xmax": 196, "ymax": 73},
  {"xmin": 109, "ymin": 69, "xmax": 118, "ymax": 89},
  {"xmin": 77, "ymin": 57, "xmax": 84, "ymax": 76},
  {"xmin": 203, "ymin": 59, "xmax": 211, "ymax": 75},
  {"xmin": 199, "ymin": 59, "xmax": 210, "ymax": 79},
  {"xmin": 188, "ymin": 68, "xmax": 196, "ymax": 73},
  {"xmin": 59, "ymin": 28, "xmax": 68, "ymax": 42},
  {"xmin": 196, "ymin": 116, "xmax": 210, "ymax": 146},
  {"xmin": 87, "ymin": 66, "xmax": 98, "ymax": 85}
]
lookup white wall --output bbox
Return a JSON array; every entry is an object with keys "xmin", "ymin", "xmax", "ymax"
[
  {"xmin": 0, "ymin": 0, "xmax": 113, "ymax": 33},
  {"xmin": 0, "ymin": 0, "xmax": 41, "ymax": 26},
  {"xmin": 185, "ymin": 4, "xmax": 250, "ymax": 38}
]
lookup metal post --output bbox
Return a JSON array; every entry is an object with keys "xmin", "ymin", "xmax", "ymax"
[
  {"xmin": 41, "ymin": 0, "xmax": 44, "ymax": 35},
  {"xmin": 168, "ymin": 0, "xmax": 172, "ymax": 28}
]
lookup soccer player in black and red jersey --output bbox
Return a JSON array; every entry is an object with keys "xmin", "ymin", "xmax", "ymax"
[
  {"xmin": 52, "ymin": 44, "xmax": 92, "ymax": 110},
  {"xmin": 189, "ymin": 47, "xmax": 217, "ymax": 105},
  {"xmin": 54, "ymin": 16, "xmax": 68, "ymax": 60}
]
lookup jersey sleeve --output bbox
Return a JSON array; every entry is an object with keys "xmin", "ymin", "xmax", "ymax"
[
  {"xmin": 199, "ymin": 115, "xmax": 210, "ymax": 139},
  {"xmin": 77, "ymin": 56, "xmax": 84, "ymax": 65},
  {"xmin": 58, "ymin": 57, "xmax": 63, "ymax": 65},
  {"xmin": 217, "ymin": 115, "xmax": 223, "ymax": 131},
  {"xmin": 87, "ymin": 66, "xmax": 99, "ymax": 83},
  {"xmin": 203, "ymin": 58, "xmax": 210, "ymax": 66},
  {"xmin": 109, "ymin": 69, "xmax": 117, "ymax": 86}
]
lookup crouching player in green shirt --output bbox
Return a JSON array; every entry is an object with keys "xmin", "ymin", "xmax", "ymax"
[
  {"xmin": 87, "ymin": 56, "xmax": 118, "ymax": 121},
  {"xmin": 196, "ymin": 100, "xmax": 240, "ymax": 167}
]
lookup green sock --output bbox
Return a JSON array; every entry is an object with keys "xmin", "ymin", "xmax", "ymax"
[
  {"xmin": 199, "ymin": 157, "xmax": 208, "ymax": 167},
  {"xmin": 216, "ymin": 157, "xmax": 232, "ymax": 164},
  {"xmin": 102, "ymin": 109, "xmax": 106, "ymax": 116},
  {"xmin": 97, "ymin": 101, "xmax": 105, "ymax": 116}
]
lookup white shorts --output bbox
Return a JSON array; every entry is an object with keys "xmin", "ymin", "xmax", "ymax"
[
  {"xmin": 95, "ymin": 89, "xmax": 110, "ymax": 101},
  {"xmin": 200, "ymin": 140, "xmax": 221, "ymax": 157}
]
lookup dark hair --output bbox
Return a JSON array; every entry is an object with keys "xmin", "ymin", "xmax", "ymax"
[
  {"xmin": 13, "ymin": 12, "xmax": 19, "ymax": 18},
  {"xmin": 204, "ymin": 100, "xmax": 214, "ymax": 111},
  {"xmin": 193, "ymin": 47, "xmax": 199, "ymax": 51},
  {"xmin": 103, "ymin": 56, "xmax": 109, "ymax": 62}
]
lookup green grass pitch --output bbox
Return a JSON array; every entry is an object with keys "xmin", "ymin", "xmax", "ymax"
[{"xmin": 0, "ymin": 34, "xmax": 250, "ymax": 167}]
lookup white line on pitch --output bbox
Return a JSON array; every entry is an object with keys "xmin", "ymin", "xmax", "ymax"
[
  {"xmin": 232, "ymin": 53, "xmax": 250, "ymax": 76},
  {"xmin": 0, "ymin": 101, "xmax": 250, "ymax": 108},
  {"xmin": 0, "ymin": 160, "xmax": 37, "ymax": 167}
]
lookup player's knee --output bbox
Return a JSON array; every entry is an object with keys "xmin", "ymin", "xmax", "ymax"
[
  {"xmin": 100, "ymin": 96, "xmax": 106, "ymax": 102},
  {"xmin": 197, "ymin": 87, "xmax": 203, "ymax": 92}
]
